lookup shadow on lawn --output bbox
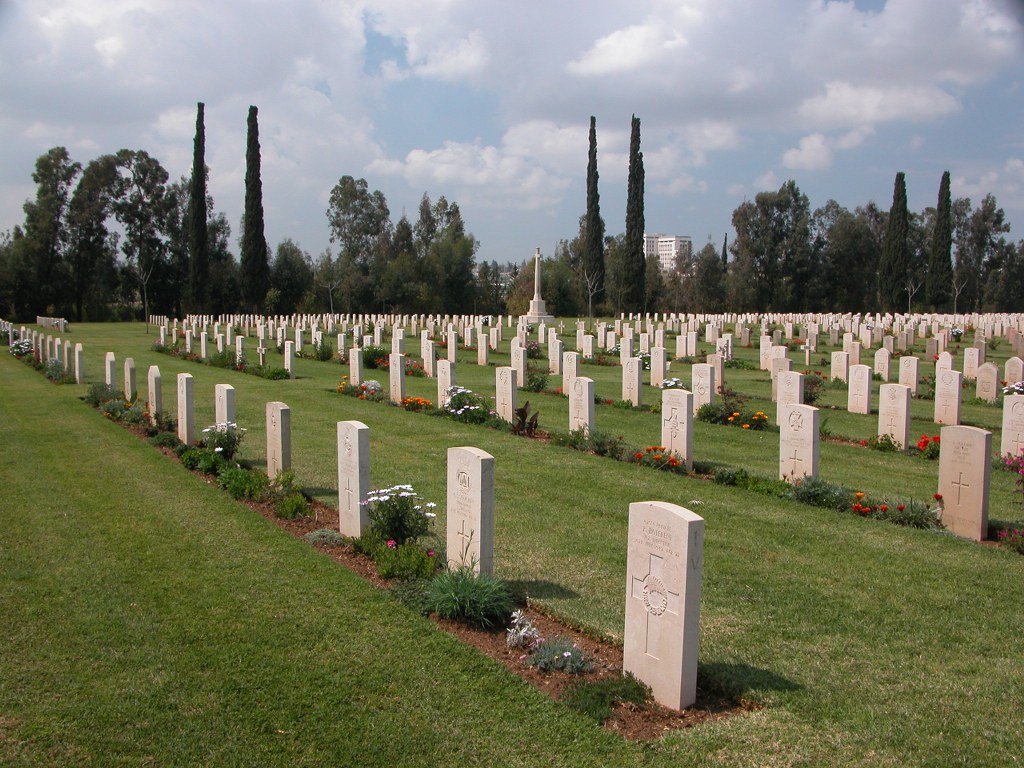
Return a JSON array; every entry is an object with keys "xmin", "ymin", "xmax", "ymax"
[
  {"xmin": 698, "ymin": 661, "xmax": 803, "ymax": 702},
  {"xmin": 504, "ymin": 579, "xmax": 580, "ymax": 601}
]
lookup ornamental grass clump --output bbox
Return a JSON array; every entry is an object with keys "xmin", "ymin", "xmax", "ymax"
[
  {"xmin": 526, "ymin": 637, "xmax": 593, "ymax": 674},
  {"xmin": 305, "ymin": 528, "xmax": 346, "ymax": 547},
  {"xmin": 425, "ymin": 566, "xmax": 514, "ymax": 629},
  {"xmin": 363, "ymin": 484, "xmax": 437, "ymax": 545}
]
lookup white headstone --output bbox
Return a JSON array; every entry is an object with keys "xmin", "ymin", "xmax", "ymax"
[
  {"xmin": 495, "ymin": 366, "xmax": 517, "ymax": 423},
  {"xmin": 266, "ymin": 401, "xmax": 291, "ymax": 479},
  {"xmin": 779, "ymin": 403, "xmax": 820, "ymax": 483},
  {"xmin": 661, "ymin": 389, "xmax": 693, "ymax": 471},
  {"xmin": 934, "ymin": 369, "xmax": 962, "ymax": 425},
  {"xmin": 215, "ymin": 383, "xmax": 236, "ymax": 425},
  {"xmin": 878, "ymin": 383, "xmax": 911, "ymax": 450},
  {"xmin": 446, "ymin": 446, "xmax": 495, "ymax": 575},
  {"xmin": 1001, "ymin": 395, "xmax": 1024, "ymax": 460},
  {"xmin": 624, "ymin": 501, "xmax": 703, "ymax": 711},
  {"xmin": 147, "ymin": 365, "xmax": 161, "ymax": 426},
  {"xmin": 938, "ymin": 425, "xmax": 991, "ymax": 542},
  {"xmin": 177, "ymin": 373, "xmax": 195, "ymax": 445},
  {"xmin": 569, "ymin": 376, "xmax": 595, "ymax": 435},
  {"xmin": 337, "ymin": 420, "xmax": 371, "ymax": 537}
]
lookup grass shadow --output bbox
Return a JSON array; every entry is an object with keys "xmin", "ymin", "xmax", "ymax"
[
  {"xmin": 505, "ymin": 579, "xmax": 580, "ymax": 602},
  {"xmin": 698, "ymin": 661, "xmax": 803, "ymax": 706}
]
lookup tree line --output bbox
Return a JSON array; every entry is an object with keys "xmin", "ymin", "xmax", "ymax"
[{"xmin": 1, "ymin": 107, "xmax": 1019, "ymax": 322}]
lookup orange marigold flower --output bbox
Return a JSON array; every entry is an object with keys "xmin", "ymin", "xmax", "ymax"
[
  {"xmin": 855, "ymin": 491, "xmax": 865, "ymax": 499},
  {"xmin": 634, "ymin": 452, "xmax": 644, "ymax": 461},
  {"xmin": 653, "ymin": 455, "xmax": 663, "ymax": 462},
  {"xmin": 742, "ymin": 423, "xmax": 750, "ymax": 429}
]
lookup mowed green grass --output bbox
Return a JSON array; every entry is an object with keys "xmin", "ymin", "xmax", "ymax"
[{"xmin": 2, "ymin": 321, "xmax": 1023, "ymax": 767}]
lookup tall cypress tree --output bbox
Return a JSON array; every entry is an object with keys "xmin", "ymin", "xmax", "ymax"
[
  {"xmin": 240, "ymin": 105, "xmax": 270, "ymax": 312},
  {"xmin": 878, "ymin": 171, "xmax": 908, "ymax": 312},
  {"xmin": 926, "ymin": 170, "xmax": 953, "ymax": 311},
  {"xmin": 581, "ymin": 116, "xmax": 605, "ymax": 315},
  {"xmin": 187, "ymin": 102, "xmax": 208, "ymax": 313},
  {"xmin": 623, "ymin": 114, "xmax": 645, "ymax": 312}
]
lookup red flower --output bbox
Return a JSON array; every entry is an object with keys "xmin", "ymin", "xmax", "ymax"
[
  {"xmin": 934, "ymin": 493, "xmax": 943, "ymax": 501},
  {"xmin": 860, "ymin": 439, "xmax": 868, "ymax": 446},
  {"xmin": 634, "ymin": 452, "xmax": 644, "ymax": 461},
  {"xmin": 880, "ymin": 505, "xmax": 889, "ymax": 512},
  {"xmin": 897, "ymin": 505, "xmax": 905, "ymax": 511}
]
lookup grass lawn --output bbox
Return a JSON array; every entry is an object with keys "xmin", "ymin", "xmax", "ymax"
[{"xmin": 2, "ymin": 321, "xmax": 1023, "ymax": 766}]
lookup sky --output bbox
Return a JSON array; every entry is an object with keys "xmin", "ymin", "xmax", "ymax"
[{"xmin": 1, "ymin": 0, "xmax": 1023, "ymax": 269}]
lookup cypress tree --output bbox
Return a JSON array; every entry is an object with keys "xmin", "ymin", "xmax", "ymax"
[
  {"xmin": 721, "ymin": 233, "xmax": 728, "ymax": 267},
  {"xmin": 926, "ymin": 171, "xmax": 953, "ymax": 311},
  {"xmin": 240, "ymin": 105, "xmax": 270, "ymax": 312},
  {"xmin": 582, "ymin": 116, "xmax": 605, "ymax": 314},
  {"xmin": 878, "ymin": 171, "xmax": 908, "ymax": 312},
  {"xmin": 623, "ymin": 114, "xmax": 645, "ymax": 311},
  {"xmin": 187, "ymin": 102, "xmax": 208, "ymax": 312}
]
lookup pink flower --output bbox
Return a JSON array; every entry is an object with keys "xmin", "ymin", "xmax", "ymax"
[{"xmin": 386, "ymin": 539, "xmax": 397, "ymax": 549}]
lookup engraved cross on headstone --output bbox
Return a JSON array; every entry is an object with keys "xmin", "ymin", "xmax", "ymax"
[
  {"xmin": 787, "ymin": 449, "xmax": 804, "ymax": 476},
  {"xmin": 952, "ymin": 471, "xmax": 970, "ymax": 504},
  {"xmin": 629, "ymin": 553, "xmax": 680, "ymax": 659},
  {"xmin": 663, "ymin": 407, "xmax": 680, "ymax": 441}
]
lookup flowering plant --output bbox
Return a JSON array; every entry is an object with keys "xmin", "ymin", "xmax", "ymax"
[
  {"xmin": 660, "ymin": 377, "xmax": 686, "ymax": 389},
  {"xmin": 631, "ymin": 446, "xmax": 685, "ymax": 473},
  {"xmin": 444, "ymin": 385, "xmax": 493, "ymax": 424},
  {"xmin": 399, "ymin": 396, "xmax": 432, "ymax": 412},
  {"xmin": 9, "ymin": 339, "xmax": 32, "ymax": 357},
  {"xmin": 1003, "ymin": 381, "xmax": 1024, "ymax": 396},
  {"xmin": 915, "ymin": 434, "xmax": 940, "ymax": 460},
  {"xmin": 363, "ymin": 484, "xmax": 437, "ymax": 545},
  {"xmin": 201, "ymin": 421, "xmax": 246, "ymax": 460},
  {"xmin": 950, "ymin": 327, "xmax": 964, "ymax": 341}
]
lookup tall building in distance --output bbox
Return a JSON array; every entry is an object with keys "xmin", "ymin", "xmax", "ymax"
[{"xmin": 644, "ymin": 233, "xmax": 693, "ymax": 273}]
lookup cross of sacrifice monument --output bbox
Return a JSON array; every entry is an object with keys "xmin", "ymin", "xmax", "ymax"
[
  {"xmin": 523, "ymin": 247, "xmax": 554, "ymax": 324},
  {"xmin": 630, "ymin": 553, "xmax": 681, "ymax": 659}
]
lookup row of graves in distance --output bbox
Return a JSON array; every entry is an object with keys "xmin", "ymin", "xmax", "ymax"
[
  {"xmin": 5, "ymin": 310, "xmax": 1024, "ymax": 713},
  {"xmin": 12, "ymin": 310, "xmax": 1024, "ymax": 547}
]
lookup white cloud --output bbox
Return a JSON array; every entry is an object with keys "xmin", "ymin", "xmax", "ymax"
[
  {"xmin": 782, "ymin": 134, "xmax": 833, "ymax": 172},
  {"xmin": 755, "ymin": 171, "xmax": 779, "ymax": 190},
  {"xmin": 567, "ymin": 24, "xmax": 688, "ymax": 76},
  {"xmin": 798, "ymin": 82, "xmax": 961, "ymax": 128},
  {"xmin": 368, "ymin": 122, "xmax": 577, "ymax": 211}
]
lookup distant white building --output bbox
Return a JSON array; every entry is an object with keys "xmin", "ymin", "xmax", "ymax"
[{"xmin": 644, "ymin": 233, "xmax": 692, "ymax": 273}]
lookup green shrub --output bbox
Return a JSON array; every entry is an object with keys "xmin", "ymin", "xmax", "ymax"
[
  {"xmin": 275, "ymin": 492, "xmax": 309, "ymax": 520},
  {"xmin": 791, "ymin": 476, "xmax": 853, "ymax": 511},
  {"xmin": 586, "ymin": 428, "xmax": 627, "ymax": 459},
  {"xmin": 98, "ymin": 398, "xmax": 128, "ymax": 421},
  {"xmin": 180, "ymin": 447, "xmax": 226, "ymax": 475},
  {"xmin": 526, "ymin": 637, "xmax": 593, "ymax": 674},
  {"xmin": 375, "ymin": 541, "xmax": 440, "ymax": 580},
  {"xmin": 305, "ymin": 528, "xmax": 346, "ymax": 547},
  {"xmin": 217, "ymin": 466, "xmax": 269, "ymax": 501},
  {"xmin": 149, "ymin": 431, "xmax": 183, "ymax": 450},
  {"xmin": 119, "ymin": 402, "xmax": 148, "ymax": 425},
  {"xmin": 85, "ymin": 382, "xmax": 120, "ymax": 407},
  {"xmin": 362, "ymin": 345, "xmax": 388, "ymax": 369},
  {"xmin": 352, "ymin": 530, "xmax": 385, "ymax": 558},
  {"xmin": 563, "ymin": 673, "xmax": 652, "ymax": 724},
  {"xmin": 314, "ymin": 336, "xmax": 333, "ymax": 362},
  {"xmin": 714, "ymin": 467, "xmax": 750, "ymax": 486},
  {"xmin": 44, "ymin": 359, "xmax": 74, "ymax": 384},
  {"xmin": 524, "ymin": 366, "xmax": 548, "ymax": 393},
  {"xmin": 425, "ymin": 567, "xmax": 514, "ymax": 628},
  {"xmin": 207, "ymin": 349, "xmax": 237, "ymax": 369}
]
